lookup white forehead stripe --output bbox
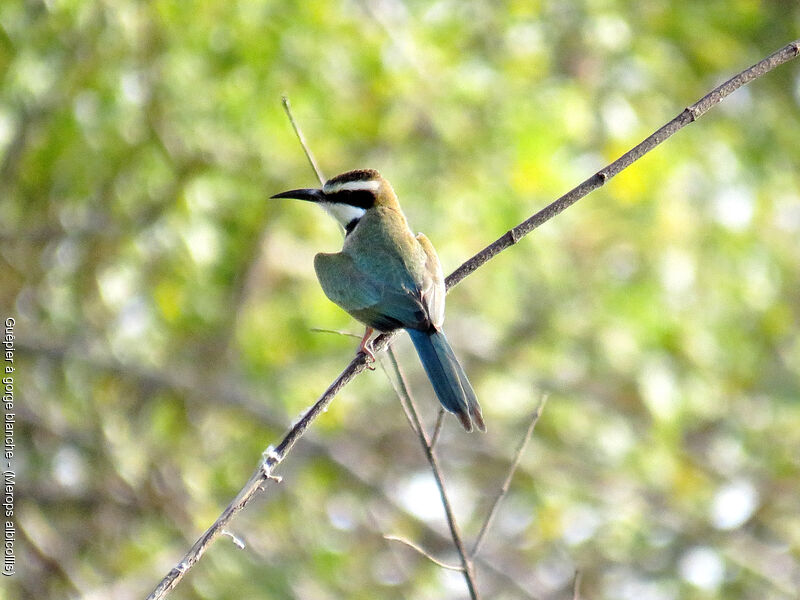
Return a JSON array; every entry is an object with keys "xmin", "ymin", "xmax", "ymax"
[{"xmin": 323, "ymin": 179, "xmax": 381, "ymax": 194}]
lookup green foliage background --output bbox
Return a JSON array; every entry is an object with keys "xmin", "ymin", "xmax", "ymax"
[{"xmin": 2, "ymin": 1, "xmax": 799, "ymax": 599}]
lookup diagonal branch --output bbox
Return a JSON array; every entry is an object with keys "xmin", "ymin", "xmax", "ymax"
[
  {"xmin": 17, "ymin": 335, "xmax": 538, "ymax": 598},
  {"xmin": 145, "ymin": 39, "xmax": 800, "ymax": 599},
  {"xmin": 145, "ymin": 356, "xmax": 370, "ymax": 600},
  {"xmin": 445, "ymin": 40, "xmax": 800, "ymax": 290}
]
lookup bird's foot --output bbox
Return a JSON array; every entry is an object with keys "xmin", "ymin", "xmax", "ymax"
[
  {"xmin": 360, "ymin": 343, "xmax": 376, "ymax": 371},
  {"xmin": 359, "ymin": 327, "xmax": 376, "ymax": 370}
]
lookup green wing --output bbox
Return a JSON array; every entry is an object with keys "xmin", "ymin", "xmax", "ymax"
[
  {"xmin": 314, "ymin": 250, "xmax": 431, "ymax": 332},
  {"xmin": 314, "ymin": 252, "xmax": 380, "ymax": 312}
]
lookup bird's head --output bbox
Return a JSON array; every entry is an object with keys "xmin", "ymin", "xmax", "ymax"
[{"xmin": 271, "ymin": 169, "xmax": 399, "ymax": 233}]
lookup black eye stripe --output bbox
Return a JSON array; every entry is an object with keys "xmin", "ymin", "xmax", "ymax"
[{"xmin": 326, "ymin": 189, "xmax": 375, "ymax": 209}]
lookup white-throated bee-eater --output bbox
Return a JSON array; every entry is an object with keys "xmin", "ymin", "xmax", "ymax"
[{"xmin": 271, "ymin": 169, "xmax": 484, "ymax": 432}]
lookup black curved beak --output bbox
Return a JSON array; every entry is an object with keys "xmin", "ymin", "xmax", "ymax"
[{"xmin": 270, "ymin": 188, "xmax": 326, "ymax": 202}]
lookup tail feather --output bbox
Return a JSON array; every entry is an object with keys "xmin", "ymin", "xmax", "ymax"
[{"xmin": 407, "ymin": 328, "xmax": 485, "ymax": 432}]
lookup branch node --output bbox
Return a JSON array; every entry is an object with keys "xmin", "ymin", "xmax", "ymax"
[
  {"xmin": 507, "ymin": 228, "xmax": 520, "ymax": 244},
  {"xmin": 260, "ymin": 446, "xmax": 282, "ymax": 483},
  {"xmin": 791, "ymin": 41, "xmax": 800, "ymax": 56},
  {"xmin": 596, "ymin": 170, "xmax": 609, "ymax": 184},
  {"xmin": 684, "ymin": 105, "xmax": 701, "ymax": 122},
  {"xmin": 262, "ymin": 445, "xmax": 280, "ymax": 463}
]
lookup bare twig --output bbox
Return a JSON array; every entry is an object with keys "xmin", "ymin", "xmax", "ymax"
[
  {"xmin": 378, "ymin": 351, "xmax": 419, "ymax": 434},
  {"xmin": 145, "ymin": 41, "xmax": 800, "ymax": 599},
  {"xmin": 573, "ymin": 569, "xmax": 582, "ymax": 600},
  {"xmin": 220, "ymin": 530, "xmax": 245, "ymax": 550},
  {"xmin": 385, "ymin": 345, "xmax": 481, "ymax": 599},
  {"xmin": 309, "ymin": 327, "xmax": 362, "ymax": 338},
  {"xmin": 429, "ymin": 409, "xmax": 446, "ymax": 449},
  {"xmin": 281, "ymin": 95, "xmax": 326, "ymax": 185},
  {"xmin": 383, "ymin": 535, "xmax": 463, "ymax": 571},
  {"xmin": 471, "ymin": 396, "xmax": 548, "ymax": 558}
]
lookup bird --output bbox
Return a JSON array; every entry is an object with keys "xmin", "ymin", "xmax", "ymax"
[{"xmin": 271, "ymin": 168, "xmax": 485, "ymax": 432}]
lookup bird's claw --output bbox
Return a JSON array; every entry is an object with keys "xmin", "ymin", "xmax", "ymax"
[
  {"xmin": 359, "ymin": 327, "xmax": 376, "ymax": 370},
  {"xmin": 362, "ymin": 348, "xmax": 377, "ymax": 370}
]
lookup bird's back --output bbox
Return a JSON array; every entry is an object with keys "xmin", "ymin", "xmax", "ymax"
[
  {"xmin": 318, "ymin": 205, "xmax": 439, "ymax": 332},
  {"xmin": 344, "ymin": 206, "xmax": 428, "ymax": 291}
]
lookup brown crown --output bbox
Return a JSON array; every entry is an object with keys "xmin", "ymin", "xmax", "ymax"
[{"xmin": 325, "ymin": 169, "xmax": 381, "ymax": 187}]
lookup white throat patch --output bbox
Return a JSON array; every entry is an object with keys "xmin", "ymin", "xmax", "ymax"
[{"xmin": 320, "ymin": 202, "xmax": 366, "ymax": 228}]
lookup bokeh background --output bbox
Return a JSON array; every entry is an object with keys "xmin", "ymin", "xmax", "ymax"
[{"xmin": 2, "ymin": 1, "xmax": 800, "ymax": 599}]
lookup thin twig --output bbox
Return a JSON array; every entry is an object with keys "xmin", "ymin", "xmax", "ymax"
[
  {"xmin": 471, "ymin": 396, "xmax": 548, "ymax": 558},
  {"xmin": 281, "ymin": 95, "xmax": 326, "ymax": 185},
  {"xmin": 573, "ymin": 569, "xmax": 582, "ymax": 600},
  {"xmin": 220, "ymin": 530, "xmax": 245, "ymax": 550},
  {"xmin": 377, "ymin": 348, "xmax": 419, "ymax": 434},
  {"xmin": 384, "ymin": 535, "xmax": 463, "ymax": 571},
  {"xmin": 429, "ymin": 409, "xmax": 446, "ymax": 449},
  {"xmin": 386, "ymin": 346, "xmax": 481, "ymax": 600},
  {"xmin": 309, "ymin": 327, "xmax": 362, "ymax": 338},
  {"xmin": 145, "ymin": 40, "xmax": 800, "ymax": 599}
]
